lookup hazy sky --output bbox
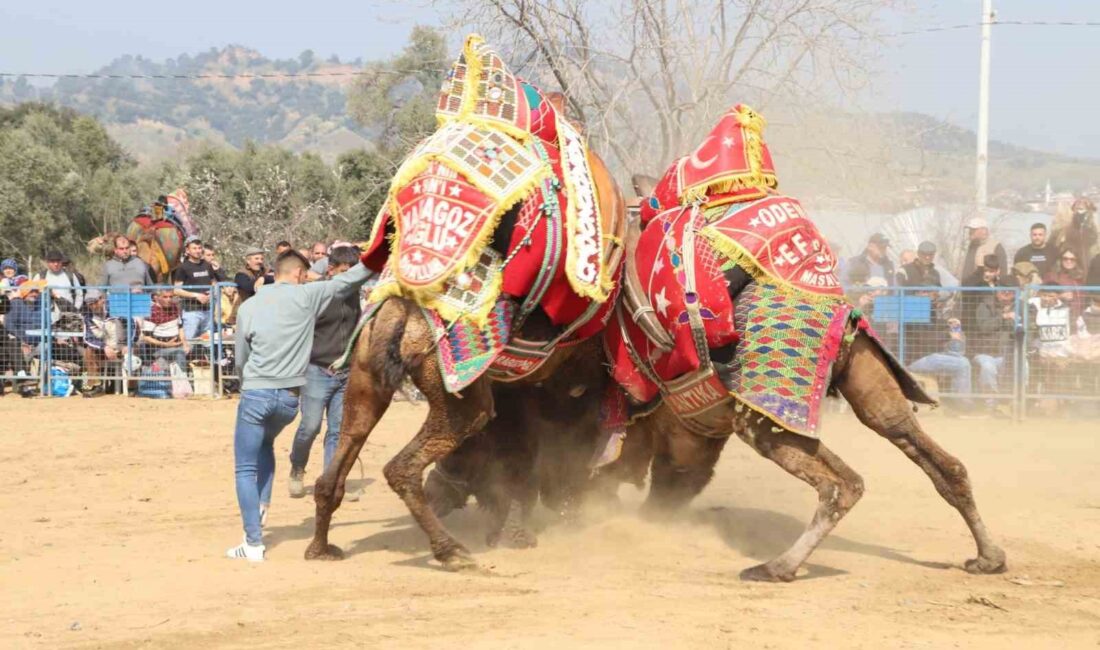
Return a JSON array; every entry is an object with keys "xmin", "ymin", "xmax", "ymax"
[{"xmin": 2, "ymin": 0, "xmax": 1098, "ymax": 158}]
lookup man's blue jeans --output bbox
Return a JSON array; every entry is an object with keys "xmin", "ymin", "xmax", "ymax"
[
  {"xmin": 182, "ymin": 309, "xmax": 211, "ymax": 341},
  {"xmin": 973, "ymin": 354, "xmax": 1004, "ymax": 393},
  {"xmin": 909, "ymin": 352, "xmax": 973, "ymax": 394},
  {"xmin": 234, "ymin": 388, "xmax": 300, "ymax": 544},
  {"xmin": 289, "ymin": 364, "xmax": 348, "ymax": 473}
]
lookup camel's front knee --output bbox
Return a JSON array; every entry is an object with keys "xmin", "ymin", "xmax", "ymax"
[
  {"xmin": 836, "ymin": 474, "xmax": 865, "ymax": 513},
  {"xmin": 383, "ymin": 457, "xmax": 415, "ymax": 497}
]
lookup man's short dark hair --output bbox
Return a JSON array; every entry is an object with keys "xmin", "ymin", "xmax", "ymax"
[
  {"xmin": 275, "ymin": 240, "xmax": 293, "ymax": 249},
  {"xmin": 203, "ymin": 243, "xmax": 215, "ymax": 252},
  {"xmin": 1031, "ymin": 222, "xmax": 1047, "ymax": 232},
  {"xmin": 328, "ymin": 245, "xmax": 360, "ymax": 269},
  {"xmin": 274, "ymin": 250, "xmax": 310, "ymax": 275}
]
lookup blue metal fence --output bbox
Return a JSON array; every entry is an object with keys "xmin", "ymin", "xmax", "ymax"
[
  {"xmin": 0, "ymin": 283, "xmax": 236, "ymax": 398},
  {"xmin": 3, "ymin": 281, "xmax": 1098, "ymax": 417}
]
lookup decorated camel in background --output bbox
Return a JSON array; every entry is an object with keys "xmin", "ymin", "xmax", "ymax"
[
  {"xmin": 87, "ymin": 191, "xmax": 196, "ymax": 282},
  {"xmin": 425, "ymin": 104, "xmax": 1007, "ymax": 582},
  {"xmin": 305, "ymin": 35, "xmax": 625, "ymax": 570}
]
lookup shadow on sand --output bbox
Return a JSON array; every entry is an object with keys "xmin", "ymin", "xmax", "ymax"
[
  {"xmin": 267, "ymin": 490, "xmax": 952, "ymax": 578},
  {"xmin": 694, "ymin": 506, "xmax": 953, "ymax": 573}
]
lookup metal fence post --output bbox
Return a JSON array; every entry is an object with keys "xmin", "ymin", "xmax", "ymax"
[
  {"xmin": 124, "ymin": 289, "xmax": 132, "ymax": 396},
  {"xmin": 1019, "ymin": 286, "xmax": 1030, "ymax": 420},
  {"xmin": 896, "ymin": 286, "xmax": 905, "ymax": 365},
  {"xmin": 39, "ymin": 290, "xmax": 51, "ymax": 396},
  {"xmin": 1011, "ymin": 287, "xmax": 1022, "ymax": 421},
  {"xmin": 210, "ymin": 284, "xmax": 219, "ymax": 397}
]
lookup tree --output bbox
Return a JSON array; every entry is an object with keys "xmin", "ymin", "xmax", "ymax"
[
  {"xmin": 442, "ymin": 0, "xmax": 895, "ymax": 180},
  {"xmin": 0, "ymin": 104, "xmax": 147, "ymax": 264},
  {"xmin": 184, "ymin": 142, "xmax": 349, "ymax": 262},
  {"xmin": 334, "ymin": 148, "xmax": 398, "ymax": 235},
  {"xmin": 346, "ymin": 25, "xmax": 448, "ymax": 153}
]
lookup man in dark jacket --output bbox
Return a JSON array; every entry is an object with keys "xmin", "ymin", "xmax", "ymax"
[
  {"xmin": 287, "ymin": 246, "xmax": 365, "ymax": 497},
  {"xmin": 1013, "ymin": 222, "xmax": 1055, "ymax": 277},
  {"xmin": 969, "ymin": 281, "xmax": 1017, "ymax": 417},
  {"xmin": 845, "ymin": 232, "xmax": 894, "ymax": 286},
  {"xmin": 961, "ymin": 253, "xmax": 1001, "ymax": 340}
]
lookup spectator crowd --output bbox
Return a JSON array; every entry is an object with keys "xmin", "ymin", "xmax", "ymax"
[
  {"xmin": 0, "ymin": 204, "xmax": 366, "ymax": 401},
  {"xmin": 843, "ymin": 197, "xmax": 1100, "ymax": 416}
]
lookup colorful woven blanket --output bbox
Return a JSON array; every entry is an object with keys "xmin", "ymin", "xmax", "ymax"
[{"xmin": 728, "ymin": 282, "xmax": 850, "ymax": 436}]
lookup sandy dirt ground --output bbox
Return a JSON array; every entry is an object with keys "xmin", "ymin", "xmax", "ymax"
[{"xmin": 2, "ymin": 396, "xmax": 1099, "ymax": 649}]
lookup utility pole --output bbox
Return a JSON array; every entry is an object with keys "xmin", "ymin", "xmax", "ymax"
[{"xmin": 976, "ymin": 0, "xmax": 994, "ymax": 210}]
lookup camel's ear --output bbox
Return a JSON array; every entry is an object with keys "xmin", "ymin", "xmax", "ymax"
[
  {"xmin": 545, "ymin": 92, "xmax": 567, "ymax": 115},
  {"xmin": 631, "ymin": 174, "xmax": 658, "ymax": 200}
]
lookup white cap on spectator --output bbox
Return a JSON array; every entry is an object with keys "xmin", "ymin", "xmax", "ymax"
[{"xmin": 964, "ymin": 217, "xmax": 988, "ymax": 230}]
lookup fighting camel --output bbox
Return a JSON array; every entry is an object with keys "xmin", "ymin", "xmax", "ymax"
[
  {"xmin": 306, "ymin": 35, "xmax": 625, "ymax": 571},
  {"xmin": 425, "ymin": 104, "xmax": 1006, "ymax": 582}
]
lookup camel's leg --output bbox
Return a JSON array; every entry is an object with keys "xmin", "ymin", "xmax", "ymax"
[
  {"xmin": 424, "ymin": 436, "xmax": 481, "ymax": 517},
  {"xmin": 306, "ymin": 318, "xmax": 397, "ymax": 560},
  {"xmin": 383, "ymin": 372, "xmax": 493, "ymax": 571},
  {"xmin": 838, "ymin": 336, "xmax": 1006, "ymax": 574},
  {"xmin": 642, "ymin": 408, "xmax": 729, "ymax": 515},
  {"xmin": 734, "ymin": 421, "xmax": 865, "ymax": 582}
]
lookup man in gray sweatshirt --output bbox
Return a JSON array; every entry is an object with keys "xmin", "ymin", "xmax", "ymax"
[{"xmin": 227, "ymin": 249, "xmax": 371, "ymax": 562}]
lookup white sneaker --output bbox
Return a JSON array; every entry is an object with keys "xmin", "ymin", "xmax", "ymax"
[{"xmin": 226, "ymin": 540, "xmax": 265, "ymax": 562}]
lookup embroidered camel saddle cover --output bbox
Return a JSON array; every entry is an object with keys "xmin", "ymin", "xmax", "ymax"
[
  {"xmin": 607, "ymin": 197, "xmax": 852, "ymax": 435},
  {"xmin": 604, "ymin": 105, "xmax": 857, "ymax": 437},
  {"xmin": 359, "ymin": 34, "xmax": 624, "ymax": 392}
]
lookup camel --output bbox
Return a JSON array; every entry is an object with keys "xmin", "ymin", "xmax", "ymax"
[
  {"xmin": 306, "ymin": 35, "xmax": 626, "ymax": 570},
  {"xmin": 86, "ymin": 227, "xmax": 179, "ymax": 284}
]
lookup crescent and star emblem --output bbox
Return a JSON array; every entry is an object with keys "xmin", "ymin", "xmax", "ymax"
[{"xmin": 688, "ymin": 136, "xmax": 718, "ymax": 169}]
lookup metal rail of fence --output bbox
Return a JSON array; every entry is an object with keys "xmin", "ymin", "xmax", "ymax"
[{"xmin": 1, "ymin": 282, "xmax": 1097, "ymax": 417}]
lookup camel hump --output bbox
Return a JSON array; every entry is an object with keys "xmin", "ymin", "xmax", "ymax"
[{"xmin": 631, "ymin": 174, "xmax": 658, "ymax": 200}]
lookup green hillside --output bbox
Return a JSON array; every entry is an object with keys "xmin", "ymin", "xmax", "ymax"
[{"xmin": 0, "ymin": 46, "xmax": 374, "ymax": 162}]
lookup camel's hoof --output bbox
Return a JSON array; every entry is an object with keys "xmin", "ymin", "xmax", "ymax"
[
  {"xmin": 439, "ymin": 549, "xmax": 480, "ymax": 573},
  {"xmin": 739, "ymin": 563, "xmax": 796, "ymax": 583},
  {"xmin": 304, "ymin": 542, "xmax": 344, "ymax": 561},
  {"xmin": 964, "ymin": 550, "xmax": 1007, "ymax": 575}
]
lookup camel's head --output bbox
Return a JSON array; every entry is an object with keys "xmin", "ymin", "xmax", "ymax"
[{"xmin": 86, "ymin": 233, "xmax": 122, "ymax": 259}]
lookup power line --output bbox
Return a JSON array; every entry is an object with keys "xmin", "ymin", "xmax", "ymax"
[
  {"xmin": 0, "ymin": 66, "xmax": 446, "ymax": 82},
  {"xmin": 2, "ymin": 19, "xmax": 1099, "ymax": 80},
  {"xmin": 886, "ymin": 19, "xmax": 1100, "ymax": 37}
]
